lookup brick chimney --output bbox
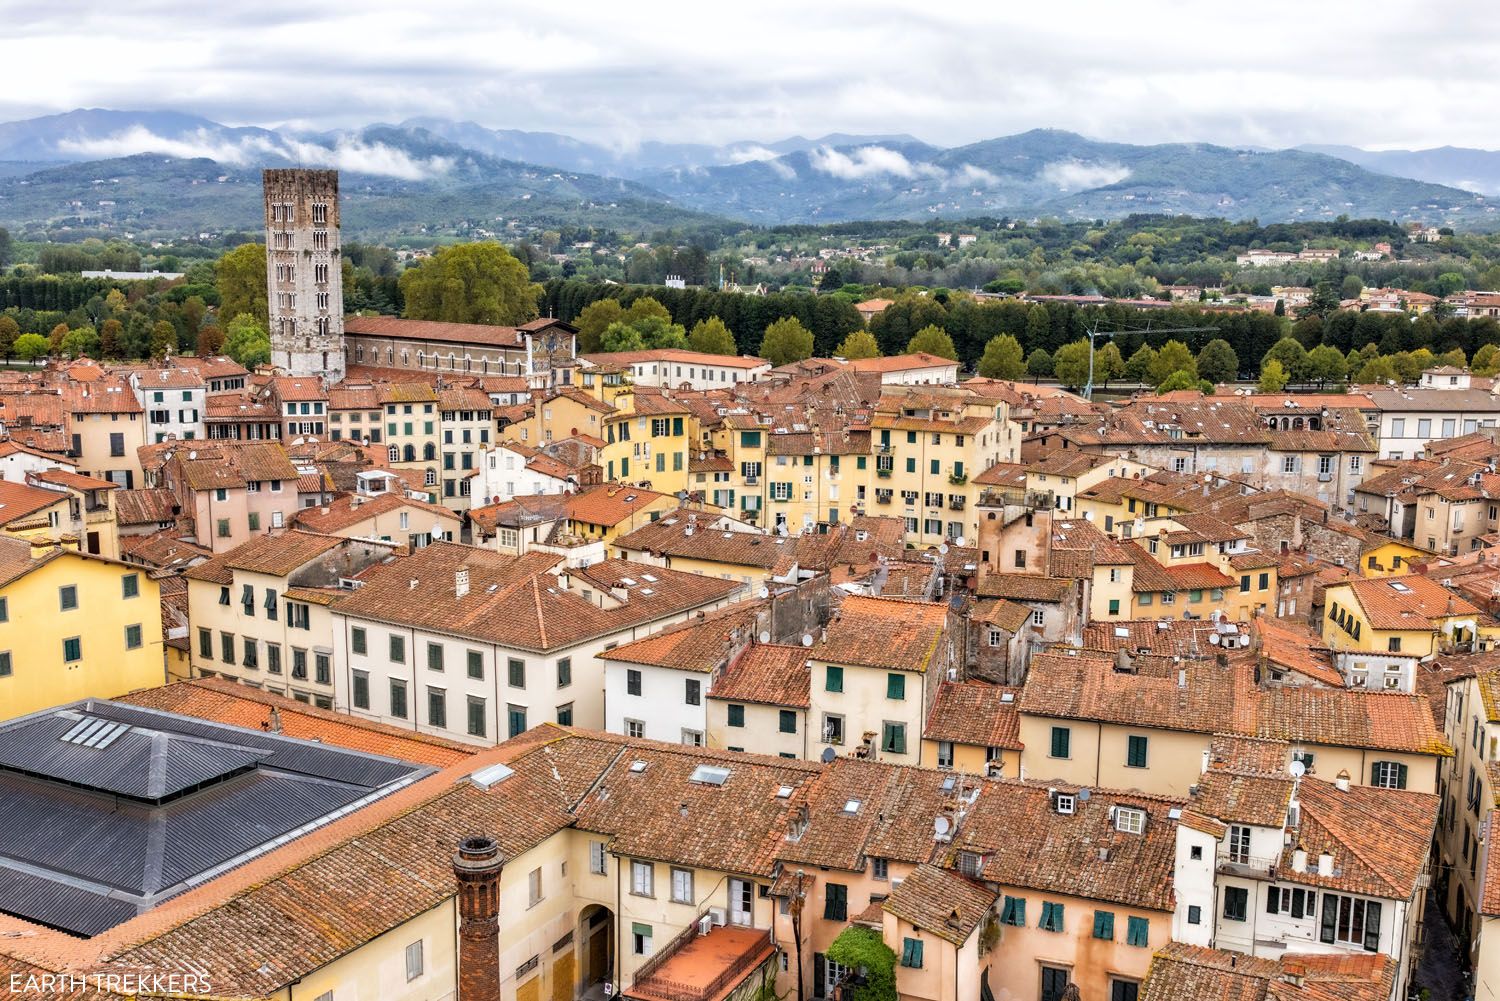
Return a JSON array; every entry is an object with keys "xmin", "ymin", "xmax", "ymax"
[{"xmin": 454, "ymin": 835, "xmax": 505, "ymax": 1001}]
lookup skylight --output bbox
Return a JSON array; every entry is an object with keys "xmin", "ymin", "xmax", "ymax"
[
  {"xmin": 629, "ymin": 760, "xmax": 649, "ymax": 773},
  {"xmin": 690, "ymin": 764, "xmax": 731, "ymax": 785},
  {"xmin": 843, "ymin": 799, "xmax": 862, "ymax": 814},
  {"xmin": 60, "ymin": 717, "xmax": 129, "ymax": 749},
  {"xmin": 776, "ymin": 785, "xmax": 794, "ymax": 799}
]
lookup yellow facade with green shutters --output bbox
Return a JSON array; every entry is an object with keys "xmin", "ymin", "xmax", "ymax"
[{"xmin": 0, "ymin": 542, "xmax": 165, "ymax": 720}]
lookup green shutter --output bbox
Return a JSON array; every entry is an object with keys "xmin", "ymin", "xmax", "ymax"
[
  {"xmin": 826, "ymin": 666, "xmax": 843, "ymax": 692},
  {"xmin": 887, "ymin": 673, "xmax": 906, "ymax": 700},
  {"xmin": 672, "ymin": 417, "xmax": 683, "ymax": 435},
  {"xmin": 1126, "ymin": 916, "xmax": 1149, "ymax": 947},
  {"xmin": 1127, "ymin": 734, "xmax": 1148, "ymax": 768},
  {"xmin": 1092, "ymin": 910, "xmax": 1114, "ymax": 940},
  {"xmin": 728, "ymin": 704, "xmax": 745, "ymax": 727},
  {"xmin": 901, "ymin": 937, "xmax": 923, "ymax": 968},
  {"xmin": 1051, "ymin": 726, "xmax": 1070, "ymax": 758},
  {"xmin": 632, "ymin": 922, "xmax": 652, "ymax": 938}
]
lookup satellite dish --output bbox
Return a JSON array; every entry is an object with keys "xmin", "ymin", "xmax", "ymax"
[
  {"xmin": 1289, "ymin": 760, "xmax": 1307, "ymax": 778},
  {"xmin": 933, "ymin": 815, "xmax": 952, "ymax": 837},
  {"xmin": 801, "ymin": 633, "xmax": 814, "ymax": 647},
  {"xmin": 955, "ymin": 535, "xmax": 965, "ymax": 546},
  {"xmin": 820, "ymin": 746, "xmax": 837, "ymax": 764},
  {"xmin": 758, "ymin": 586, "xmax": 770, "ymax": 598},
  {"xmin": 1209, "ymin": 634, "xmax": 1221, "ymax": 646},
  {"xmin": 758, "ymin": 630, "xmax": 771, "ymax": 644},
  {"xmin": 938, "ymin": 543, "xmax": 950, "ymax": 555},
  {"xmin": 1077, "ymin": 788, "xmax": 1092, "ymax": 801}
]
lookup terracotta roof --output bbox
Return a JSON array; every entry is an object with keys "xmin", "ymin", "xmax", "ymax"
[
  {"xmin": 66, "ymin": 378, "xmax": 142, "ymax": 414},
  {"xmin": 811, "ymin": 595, "xmax": 948, "ymax": 673},
  {"xmin": 1141, "ymin": 944, "xmax": 1395, "ymax": 1001},
  {"xmin": 0, "ymin": 479, "xmax": 67, "ymax": 527},
  {"xmin": 1332, "ymin": 574, "xmax": 1479, "ymax": 630},
  {"xmin": 974, "ymin": 572, "xmax": 1073, "ymax": 603},
  {"xmin": 118, "ymin": 530, "xmax": 211, "ymax": 571},
  {"xmin": 114, "ymin": 488, "xmax": 179, "ymax": 526},
  {"xmin": 566, "ymin": 483, "xmax": 672, "ymax": 527},
  {"xmin": 615, "ymin": 517, "xmax": 785, "ymax": 569},
  {"xmin": 175, "ymin": 442, "xmax": 299, "ymax": 491},
  {"xmin": 597, "ymin": 603, "xmax": 762, "ymax": 673},
  {"xmin": 344, "ymin": 315, "xmax": 573, "ymax": 349},
  {"xmin": 184, "ymin": 531, "xmax": 354, "ymax": 584},
  {"xmin": 880, "ymin": 864, "xmax": 995, "ymax": 945},
  {"xmin": 1273, "ymin": 777, "xmax": 1438, "ymax": 899},
  {"xmin": 116, "ymin": 678, "xmax": 474, "ymax": 768},
  {"xmin": 775, "ymin": 758, "xmax": 956, "ymax": 872},
  {"xmin": 31, "ymin": 468, "xmax": 117, "ymax": 492},
  {"xmin": 847, "ymin": 352, "xmax": 957, "ymax": 373},
  {"xmin": 290, "ymin": 491, "xmax": 460, "ymax": 536},
  {"xmin": 1255, "ymin": 686, "xmax": 1452, "ymax": 756},
  {"xmin": 923, "ymin": 682, "xmax": 1022, "ymax": 749},
  {"xmin": 1191, "ymin": 769, "xmax": 1294, "ymax": 828},
  {"xmin": 709, "ymin": 645, "xmax": 810, "ymax": 708},
  {"xmin": 581, "ymin": 349, "xmax": 768, "ymax": 370},
  {"xmin": 1256, "ymin": 617, "xmax": 1342, "ymax": 687}
]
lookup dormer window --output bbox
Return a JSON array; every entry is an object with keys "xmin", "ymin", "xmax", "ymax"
[
  {"xmin": 957, "ymin": 851, "xmax": 983, "ymax": 878},
  {"xmin": 1114, "ymin": 806, "xmax": 1146, "ymax": 834},
  {"xmin": 1054, "ymin": 793, "xmax": 1076, "ymax": 815}
]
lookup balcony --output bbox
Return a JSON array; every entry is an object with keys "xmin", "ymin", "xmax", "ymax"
[
  {"xmin": 948, "ymin": 497, "xmax": 966, "ymax": 511},
  {"xmin": 628, "ymin": 924, "xmax": 776, "ymax": 1001},
  {"xmin": 876, "ymin": 468, "xmax": 892, "ymax": 479},
  {"xmin": 877, "ymin": 444, "xmax": 893, "ymax": 454},
  {"xmin": 875, "ymin": 490, "xmax": 893, "ymax": 505},
  {"xmin": 1216, "ymin": 853, "xmax": 1281, "ymax": 879},
  {"xmin": 948, "ymin": 472, "xmax": 968, "ymax": 486}
]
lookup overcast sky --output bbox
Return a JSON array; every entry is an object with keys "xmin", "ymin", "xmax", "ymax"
[{"xmin": 1, "ymin": 0, "xmax": 1492, "ymax": 151}]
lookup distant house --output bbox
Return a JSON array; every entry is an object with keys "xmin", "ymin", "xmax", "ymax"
[{"xmin": 854, "ymin": 298, "xmax": 895, "ymax": 325}]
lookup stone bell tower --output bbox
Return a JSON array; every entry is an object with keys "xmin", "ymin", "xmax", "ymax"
[{"xmin": 262, "ymin": 168, "xmax": 345, "ymax": 384}]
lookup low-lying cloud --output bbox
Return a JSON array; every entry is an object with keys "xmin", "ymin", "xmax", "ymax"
[
  {"xmin": 54, "ymin": 127, "xmax": 453, "ymax": 180},
  {"xmin": 809, "ymin": 145, "xmax": 945, "ymax": 181},
  {"xmin": 1040, "ymin": 158, "xmax": 1131, "ymax": 191}
]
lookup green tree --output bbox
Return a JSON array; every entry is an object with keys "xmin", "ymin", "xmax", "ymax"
[
  {"xmin": 214, "ymin": 243, "xmax": 268, "ymax": 327},
  {"xmin": 573, "ymin": 298, "xmax": 622, "ymax": 354},
  {"xmin": 1391, "ymin": 347, "xmax": 1435, "ymax": 383},
  {"xmin": 825, "ymin": 927, "xmax": 896, "ymax": 1001},
  {"xmin": 1052, "ymin": 340, "xmax": 1092, "ymax": 390},
  {"xmin": 149, "ymin": 321, "xmax": 176, "ymax": 359},
  {"xmin": 760, "ymin": 317, "xmax": 814, "ymax": 366},
  {"xmin": 1340, "ymin": 274, "xmax": 1365, "ymax": 301},
  {"xmin": 1354, "ymin": 356, "xmax": 1399, "ymax": 384},
  {"xmin": 1024, "ymin": 304, "xmax": 1051, "ymax": 348},
  {"xmin": 1298, "ymin": 281, "xmax": 1341, "ymax": 320},
  {"xmin": 14, "ymin": 333, "xmax": 49, "ymax": 362},
  {"xmin": 835, "ymin": 329, "xmax": 881, "ymax": 361},
  {"xmin": 633, "ymin": 314, "xmax": 688, "ymax": 350},
  {"xmin": 224, "ymin": 314, "xmax": 272, "ymax": 368},
  {"xmin": 600, "ymin": 321, "xmax": 646, "ymax": 353},
  {"xmin": 1156, "ymin": 370, "xmax": 1202, "ymax": 394},
  {"xmin": 1095, "ymin": 342, "xmax": 1125, "ymax": 386},
  {"xmin": 1147, "ymin": 339, "xmax": 1197, "ymax": 385},
  {"xmin": 1196, "ymin": 339, "xmax": 1240, "ymax": 384},
  {"xmin": 977, "ymin": 334, "xmax": 1026, "ymax": 379},
  {"xmin": 1025, "ymin": 348, "xmax": 1053, "ymax": 379},
  {"xmin": 687, "ymin": 317, "xmax": 737, "ymax": 355},
  {"xmin": 98, "ymin": 318, "xmax": 123, "ymax": 359},
  {"xmin": 0, "ymin": 315, "xmax": 17, "ymax": 360},
  {"xmin": 60, "ymin": 326, "xmax": 100, "ymax": 359},
  {"xmin": 1263, "ymin": 338, "xmax": 1309, "ymax": 382},
  {"xmin": 1257, "ymin": 358, "xmax": 1289, "ymax": 392},
  {"xmin": 1124, "ymin": 343, "xmax": 1157, "ymax": 384},
  {"xmin": 622, "ymin": 297, "xmax": 672, "ymax": 327},
  {"xmin": 1305, "ymin": 344, "xmax": 1348, "ymax": 387},
  {"xmin": 399, "ymin": 242, "xmax": 540, "ymax": 326},
  {"xmin": 1438, "ymin": 347, "xmax": 1467, "ymax": 368},
  {"xmin": 906, "ymin": 324, "xmax": 958, "ymax": 360},
  {"xmin": 1473, "ymin": 343, "xmax": 1500, "ymax": 375}
]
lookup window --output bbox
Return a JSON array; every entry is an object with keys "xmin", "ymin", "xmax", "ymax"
[
  {"xmin": 1126, "ymin": 734, "xmax": 1148, "ymax": 768},
  {"xmin": 1092, "ymin": 909, "xmax": 1115, "ymax": 940},
  {"xmin": 198, "ymin": 627, "xmax": 212, "ymax": 658},
  {"xmin": 1115, "ymin": 806, "xmax": 1146, "ymax": 834},
  {"xmin": 1125, "ymin": 916, "xmax": 1149, "ymax": 947},
  {"xmin": 508, "ymin": 704, "xmax": 527, "ymax": 738},
  {"xmin": 1228, "ymin": 824, "xmax": 1251, "ymax": 864},
  {"xmin": 1111, "ymin": 981, "xmax": 1140, "ymax": 1001},
  {"xmin": 685, "ymin": 678, "xmax": 701, "ymax": 706},
  {"xmin": 631, "ymin": 860, "xmax": 654, "ymax": 897},
  {"xmin": 632, "ymin": 923, "xmax": 653, "ymax": 956},
  {"xmin": 886, "ymin": 673, "xmax": 905, "ymax": 700},
  {"xmin": 824, "ymin": 883, "xmax": 847, "ymax": 920},
  {"xmin": 63, "ymin": 636, "xmax": 82, "ymax": 663},
  {"xmin": 1370, "ymin": 761, "xmax": 1408, "ymax": 789},
  {"xmin": 59, "ymin": 585, "xmax": 77, "ymax": 611},
  {"xmin": 881, "ymin": 721, "xmax": 906, "ymax": 755},
  {"xmin": 589, "ymin": 840, "xmax": 608, "ymax": 875},
  {"xmin": 899, "ymin": 937, "xmax": 923, "ymax": 969},
  {"xmin": 121, "ymin": 573, "xmax": 140, "ymax": 599},
  {"xmin": 823, "ymin": 714, "xmax": 844, "ymax": 745},
  {"xmin": 389, "ymin": 635, "xmax": 406, "ymax": 663},
  {"xmin": 405, "ymin": 940, "xmax": 424, "ymax": 982},
  {"xmin": 1223, "ymin": 886, "xmax": 1248, "ymax": 922},
  {"xmin": 427, "ymin": 688, "xmax": 447, "ymax": 728},
  {"xmin": 625, "ymin": 719, "xmax": 643, "ymax": 738},
  {"xmin": 727, "ymin": 704, "xmax": 745, "ymax": 728},
  {"xmin": 779, "ymin": 710, "xmax": 797, "ymax": 734},
  {"xmin": 670, "ymin": 867, "xmax": 694, "ymax": 904},
  {"xmin": 1388, "ymin": 637, "xmax": 1402, "ymax": 652},
  {"xmin": 0, "ymin": 651, "xmax": 9, "ymax": 677},
  {"xmin": 1039, "ymin": 901, "xmax": 1064, "ymax": 932},
  {"xmin": 509, "ymin": 658, "xmax": 526, "ymax": 688},
  {"xmin": 351, "ymin": 627, "xmax": 367, "ymax": 655},
  {"xmin": 558, "ymin": 703, "xmax": 575, "ymax": 726},
  {"xmin": 556, "ymin": 656, "xmax": 571, "ymax": 687},
  {"xmin": 872, "ymin": 858, "xmax": 888, "ymax": 881},
  {"xmin": 465, "ymin": 650, "xmax": 483, "ymax": 679},
  {"xmin": 390, "ymin": 679, "xmax": 408, "ymax": 719},
  {"xmin": 1000, "ymin": 896, "xmax": 1026, "ymax": 926},
  {"xmin": 528, "ymin": 867, "xmax": 543, "ymax": 907},
  {"xmin": 1320, "ymin": 895, "xmax": 1381, "ymax": 951},
  {"xmin": 825, "ymin": 665, "xmax": 843, "ymax": 692},
  {"xmin": 124, "ymin": 624, "xmax": 142, "ymax": 650},
  {"xmin": 220, "ymin": 631, "xmax": 234, "ymax": 664},
  {"xmin": 626, "ymin": 668, "xmax": 641, "ymax": 695},
  {"xmin": 1050, "ymin": 726, "xmax": 1071, "ymax": 759},
  {"xmin": 353, "ymin": 671, "xmax": 369, "ymax": 709},
  {"xmin": 1267, "ymin": 886, "xmax": 1316, "ymax": 919},
  {"xmin": 1187, "ymin": 905, "xmax": 1201, "ymax": 925}
]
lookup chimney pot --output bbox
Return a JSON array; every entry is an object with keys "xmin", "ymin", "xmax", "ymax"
[{"xmin": 454, "ymin": 836, "xmax": 505, "ymax": 1001}]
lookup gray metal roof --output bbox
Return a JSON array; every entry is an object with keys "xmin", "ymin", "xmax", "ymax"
[{"xmin": 0, "ymin": 699, "xmax": 433, "ymax": 938}]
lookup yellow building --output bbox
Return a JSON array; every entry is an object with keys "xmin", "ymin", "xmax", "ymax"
[
  {"xmin": 1323, "ymin": 575, "xmax": 1482, "ymax": 657},
  {"xmin": 1360, "ymin": 538, "xmax": 1426, "ymax": 577},
  {"xmin": 601, "ymin": 389, "xmax": 695, "ymax": 496},
  {"xmin": 381, "ymin": 382, "xmax": 443, "ymax": 488},
  {"xmin": 918, "ymin": 680, "xmax": 1023, "ymax": 777},
  {"xmin": 0, "ymin": 536, "xmax": 164, "ymax": 720},
  {"xmin": 564, "ymin": 483, "xmax": 677, "ymax": 546}
]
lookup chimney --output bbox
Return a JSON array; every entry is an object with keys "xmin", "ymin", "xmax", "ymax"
[
  {"xmin": 1317, "ymin": 851, "xmax": 1334, "ymax": 876},
  {"xmin": 1335, "ymin": 769, "xmax": 1351, "ymax": 792},
  {"xmin": 1292, "ymin": 847, "xmax": 1307, "ymax": 873},
  {"xmin": 1280, "ymin": 961, "xmax": 1307, "ymax": 989},
  {"xmin": 267, "ymin": 706, "xmax": 283, "ymax": 734},
  {"xmin": 1177, "ymin": 667, "xmax": 1187, "ymax": 689},
  {"xmin": 456, "ymin": 566, "xmax": 471, "ymax": 598},
  {"xmin": 454, "ymin": 836, "xmax": 505, "ymax": 1001}
]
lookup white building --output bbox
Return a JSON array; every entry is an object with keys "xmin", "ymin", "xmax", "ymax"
[
  {"xmin": 472, "ymin": 442, "xmax": 577, "ymax": 505},
  {"xmin": 1365, "ymin": 383, "xmax": 1500, "ymax": 459},
  {"xmin": 579, "ymin": 349, "xmax": 772, "ymax": 391},
  {"xmin": 129, "ymin": 367, "xmax": 207, "ymax": 443}
]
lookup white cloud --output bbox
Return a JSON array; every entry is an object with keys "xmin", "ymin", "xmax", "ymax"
[
  {"xmin": 720, "ymin": 144, "xmax": 781, "ymax": 164},
  {"xmin": 54, "ymin": 126, "xmax": 452, "ymax": 180},
  {"xmin": 1040, "ymin": 159, "xmax": 1131, "ymax": 191},
  {"xmin": 809, "ymin": 145, "xmax": 943, "ymax": 181},
  {"xmin": 956, "ymin": 163, "xmax": 1001, "ymax": 186}
]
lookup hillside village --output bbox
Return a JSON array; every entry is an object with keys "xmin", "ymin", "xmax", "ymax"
[{"xmin": 14, "ymin": 170, "xmax": 1500, "ymax": 1001}]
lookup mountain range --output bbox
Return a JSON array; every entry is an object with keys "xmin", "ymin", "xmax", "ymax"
[{"xmin": 0, "ymin": 108, "xmax": 1496, "ymax": 237}]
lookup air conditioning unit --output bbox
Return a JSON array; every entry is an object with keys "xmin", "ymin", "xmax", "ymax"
[
  {"xmin": 708, "ymin": 907, "xmax": 728, "ymax": 927},
  {"xmin": 698, "ymin": 914, "xmax": 714, "ymax": 935}
]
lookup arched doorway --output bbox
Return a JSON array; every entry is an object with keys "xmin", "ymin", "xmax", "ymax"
[{"xmin": 576, "ymin": 904, "xmax": 615, "ymax": 1001}]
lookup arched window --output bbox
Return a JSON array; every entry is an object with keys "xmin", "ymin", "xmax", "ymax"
[
  {"xmin": 403, "ymin": 444, "xmax": 416, "ymax": 462},
  {"xmin": 387, "ymin": 347, "xmax": 394, "ymax": 363},
  {"xmin": 417, "ymin": 351, "xmax": 425, "ymax": 368},
  {"xmin": 424, "ymin": 468, "xmax": 437, "ymax": 486},
  {"xmin": 449, "ymin": 352, "xmax": 457, "ymax": 370},
  {"xmin": 387, "ymin": 445, "xmax": 399, "ymax": 463},
  {"xmin": 423, "ymin": 442, "xmax": 437, "ymax": 461}
]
